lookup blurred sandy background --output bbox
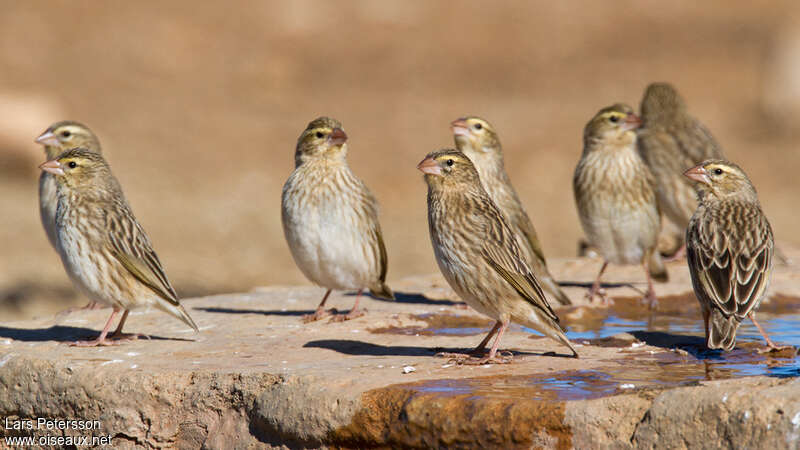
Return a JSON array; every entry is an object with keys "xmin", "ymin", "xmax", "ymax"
[{"xmin": 2, "ymin": 1, "xmax": 800, "ymax": 320}]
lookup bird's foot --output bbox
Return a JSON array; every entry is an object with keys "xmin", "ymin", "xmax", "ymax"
[
  {"xmin": 301, "ymin": 308, "xmax": 337, "ymax": 323},
  {"xmin": 435, "ymin": 350, "xmax": 513, "ymax": 365},
  {"xmin": 641, "ymin": 293, "xmax": 659, "ymax": 310},
  {"xmin": 454, "ymin": 302, "xmax": 469, "ymax": 310},
  {"xmin": 757, "ymin": 345, "xmax": 797, "ymax": 356},
  {"xmin": 585, "ymin": 288, "xmax": 613, "ymax": 307},
  {"xmin": 69, "ymin": 337, "xmax": 120, "ymax": 347},
  {"xmin": 330, "ymin": 308, "xmax": 366, "ymax": 322}
]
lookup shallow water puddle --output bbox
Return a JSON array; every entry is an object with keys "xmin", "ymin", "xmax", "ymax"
[{"xmin": 375, "ymin": 293, "xmax": 800, "ymax": 399}]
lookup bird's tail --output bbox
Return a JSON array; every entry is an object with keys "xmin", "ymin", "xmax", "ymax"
[
  {"xmin": 518, "ymin": 311, "xmax": 579, "ymax": 358},
  {"xmin": 540, "ymin": 275, "xmax": 572, "ymax": 306},
  {"xmin": 370, "ymin": 282, "xmax": 395, "ymax": 301},
  {"xmin": 648, "ymin": 250, "xmax": 669, "ymax": 283},
  {"xmin": 707, "ymin": 309, "xmax": 739, "ymax": 351},
  {"xmin": 156, "ymin": 300, "xmax": 199, "ymax": 332}
]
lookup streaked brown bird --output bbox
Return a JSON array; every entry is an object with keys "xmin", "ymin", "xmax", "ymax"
[
  {"xmin": 573, "ymin": 104, "xmax": 667, "ymax": 308},
  {"xmin": 35, "ymin": 121, "xmax": 104, "ymax": 311},
  {"xmin": 685, "ymin": 160, "xmax": 787, "ymax": 351},
  {"xmin": 282, "ymin": 117, "xmax": 394, "ymax": 322},
  {"xmin": 420, "ymin": 149, "xmax": 577, "ymax": 362},
  {"xmin": 40, "ymin": 149, "xmax": 198, "ymax": 346},
  {"xmin": 638, "ymin": 82, "xmax": 726, "ymax": 257},
  {"xmin": 451, "ymin": 116, "xmax": 572, "ymax": 306}
]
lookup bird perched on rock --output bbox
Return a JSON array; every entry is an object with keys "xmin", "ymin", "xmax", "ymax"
[
  {"xmin": 573, "ymin": 104, "xmax": 667, "ymax": 308},
  {"xmin": 451, "ymin": 116, "xmax": 572, "ymax": 306},
  {"xmin": 282, "ymin": 117, "xmax": 394, "ymax": 322},
  {"xmin": 685, "ymin": 160, "xmax": 787, "ymax": 352},
  {"xmin": 35, "ymin": 121, "xmax": 105, "ymax": 311},
  {"xmin": 39, "ymin": 149, "xmax": 198, "ymax": 346},
  {"xmin": 637, "ymin": 82, "xmax": 725, "ymax": 257},
  {"xmin": 419, "ymin": 149, "xmax": 577, "ymax": 362}
]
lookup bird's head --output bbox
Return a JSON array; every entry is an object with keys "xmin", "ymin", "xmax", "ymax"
[
  {"xmin": 39, "ymin": 148, "xmax": 113, "ymax": 192},
  {"xmin": 684, "ymin": 160, "xmax": 758, "ymax": 202},
  {"xmin": 640, "ymin": 82, "xmax": 685, "ymax": 122},
  {"xmin": 417, "ymin": 149, "xmax": 481, "ymax": 189},
  {"xmin": 295, "ymin": 116, "xmax": 348, "ymax": 166},
  {"xmin": 583, "ymin": 103, "xmax": 641, "ymax": 148},
  {"xmin": 451, "ymin": 116, "xmax": 501, "ymax": 156},
  {"xmin": 35, "ymin": 121, "xmax": 100, "ymax": 159}
]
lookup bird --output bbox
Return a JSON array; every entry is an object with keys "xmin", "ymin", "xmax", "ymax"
[
  {"xmin": 35, "ymin": 121, "xmax": 105, "ymax": 311},
  {"xmin": 685, "ymin": 160, "xmax": 787, "ymax": 352},
  {"xmin": 39, "ymin": 148, "xmax": 198, "ymax": 346},
  {"xmin": 451, "ymin": 116, "xmax": 572, "ymax": 306},
  {"xmin": 637, "ymin": 82, "xmax": 726, "ymax": 258},
  {"xmin": 281, "ymin": 117, "xmax": 394, "ymax": 322},
  {"xmin": 573, "ymin": 104, "xmax": 668, "ymax": 308},
  {"xmin": 419, "ymin": 149, "xmax": 577, "ymax": 362}
]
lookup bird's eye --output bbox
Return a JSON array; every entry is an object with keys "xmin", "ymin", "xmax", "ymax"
[
  {"xmin": 446, "ymin": 159, "xmax": 454, "ymax": 166},
  {"xmin": 713, "ymin": 168, "xmax": 723, "ymax": 175},
  {"xmin": 67, "ymin": 161, "xmax": 77, "ymax": 169},
  {"xmin": 315, "ymin": 131, "xmax": 324, "ymax": 138},
  {"xmin": 474, "ymin": 123, "xmax": 483, "ymax": 130},
  {"xmin": 61, "ymin": 131, "xmax": 71, "ymax": 138},
  {"xmin": 609, "ymin": 116, "xmax": 620, "ymax": 123}
]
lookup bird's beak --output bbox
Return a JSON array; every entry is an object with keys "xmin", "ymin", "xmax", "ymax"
[
  {"xmin": 684, "ymin": 164, "xmax": 711, "ymax": 186},
  {"xmin": 621, "ymin": 113, "xmax": 642, "ymax": 131},
  {"xmin": 417, "ymin": 156, "xmax": 442, "ymax": 176},
  {"xmin": 39, "ymin": 159, "xmax": 64, "ymax": 176},
  {"xmin": 450, "ymin": 118, "xmax": 471, "ymax": 137},
  {"xmin": 35, "ymin": 130, "xmax": 59, "ymax": 146},
  {"xmin": 328, "ymin": 127, "xmax": 347, "ymax": 146}
]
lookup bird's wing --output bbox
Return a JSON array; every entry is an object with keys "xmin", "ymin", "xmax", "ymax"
[
  {"xmin": 480, "ymin": 206, "xmax": 559, "ymax": 323},
  {"xmin": 689, "ymin": 209, "xmax": 772, "ymax": 320},
  {"xmin": 511, "ymin": 208, "xmax": 548, "ymax": 266},
  {"xmin": 107, "ymin": 202, "xmax": 180, "ymax": 306},
  {"xmin": 674, "ymin": 119, "xmax": 725, "ymax": 162},
  {"xmin": 374, "ymin": 222, "xmax": 389, "ymax": 284}
]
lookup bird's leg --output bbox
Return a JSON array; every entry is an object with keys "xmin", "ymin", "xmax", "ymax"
[
  {"xmin": 664, "ymin": 244, "xmax": 686, "ymax": 262},
  {"xmin": 477, "ymin": 319, "xmax": 512, "ymax": 364},
  {"xmin": 109, "ymin": 310, "xmax": 146, "ymax": 341},
  {"xmin": 641, "ymin": 263, "xmax": 659, "ymax": 310},
  {"xmin": 70, "ymin": 308, "xmax": 122, "ymax": 347},
  {"xmin": 586, "ymin": 261, "xmax": 612, "ymax": 306},
  {"xmin": 469, "ymin": 321, "xmax": 502, "ymax": 356},
  {"xmin": 750, "ymin": 313, "xmax": 795, "ymax": 353},
  {"xmin": 331, "ymin": 289, "xmax": 366, "ymax": 322},
  {"xmin": 302, "ymin": 289, "xmax": 334, "ymax": 323}
]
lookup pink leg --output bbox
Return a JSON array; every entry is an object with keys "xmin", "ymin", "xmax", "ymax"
[
  {"xmin": 109, "ymin": 310, "xmax": 145, "ymax": 341},
  {"xmin": 302, "ymin": 289, "xmax": 334, "ymax": 323},
  {"xmin": 586, "ymin": 261, "xmax": 612, "ymax": 306},
  {"xmin": 70, "ymin": 308, "xmax": 122, "ymax": 347},
  {"xmin": 470, "ymin": 321, "xmax": 502, "ymax": 356},
  {"xmin": 750, "ymin": 313, "xmax": 793, "ymax": 352},
  {"xmin": 642, "ymin": 263, "xmax": 658, "ymax": 310},
  {"xmin": 664, "ymin": 244, "xmax": 686, "ymax": 263},
  {"xmin": 479, "ymin": 319, "xmax": 512, "ymax": 363},
  {"xmin": 331, "ymin": 289, "xmax": 367, "ymax": 322}
]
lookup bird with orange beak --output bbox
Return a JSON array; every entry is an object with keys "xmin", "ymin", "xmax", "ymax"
[
  {"xmin": 420, "ymin": 149, "xmax": 577, "ymax": 363},
  {"xmin": 451, "ymin": 116, "xmax": 572, "ymax": 306},
  {"xmin": 281, "ymin": 117, "xmax": 394, "ymax": 322},
  {"xmin": 685, "ymin": 160, "xmax": 789, "ymax": 352}
]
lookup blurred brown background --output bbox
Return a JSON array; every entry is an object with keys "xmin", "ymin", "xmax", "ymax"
[{"xmin": 2, "ymin": 1, "xmax": 800, "ymax": 320}]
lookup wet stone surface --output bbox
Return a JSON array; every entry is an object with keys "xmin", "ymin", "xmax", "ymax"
[{"xmin": 0, "ymin": 253, "xmax": 799, "ymax": 447}]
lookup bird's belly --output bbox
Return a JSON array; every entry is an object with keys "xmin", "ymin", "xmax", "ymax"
[
  {"xmin": 284, "ymin": 200, "xmax": 373, "ymax": 290},
  {"xmin": 57, "ymin": 231, "xmax": 125, "ymax": 309},
  {"xmin": 582, "ymin": 200, "xmax": 658, "ymax": 266}
]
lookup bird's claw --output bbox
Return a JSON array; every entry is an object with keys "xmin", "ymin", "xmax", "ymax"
[
  {"xmin": 435, "ymin": 350, "xmax": 513, "ymax": 365},
  {"xmin": 585, "ymin": 288, "xmax": 613, "ymax": 307},
  {"xmin": 301, "ymin": 308, "xmax": 337, "ymax": 323},
  {"xmin": 329, "ymin": 308, "xmax": 366, "ymax": 322},
  {"xmin": 757, "ymin": 345, "xmax": 797, "ymax": 356}
]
